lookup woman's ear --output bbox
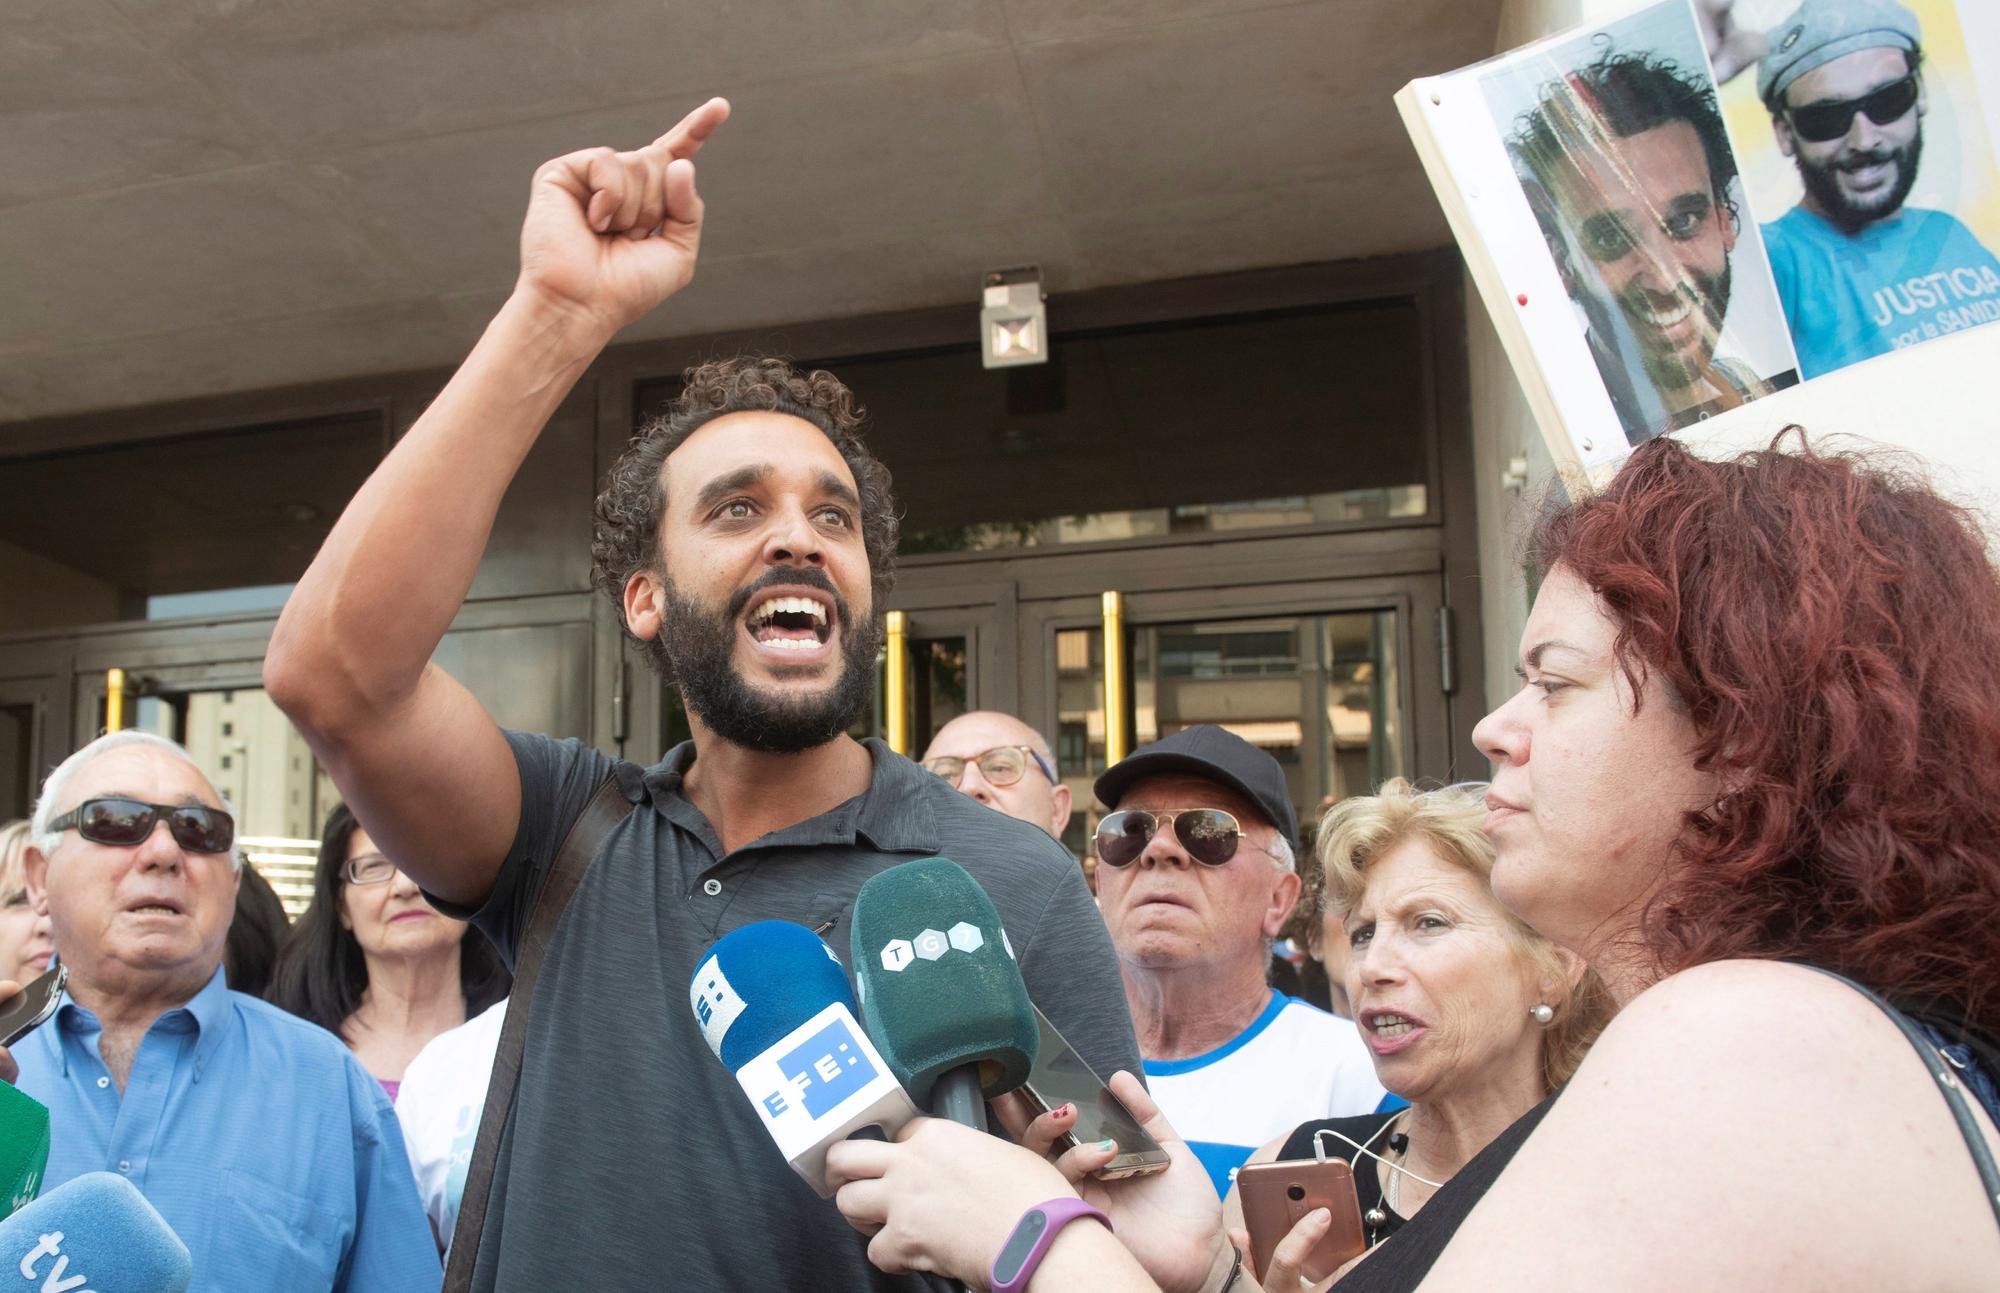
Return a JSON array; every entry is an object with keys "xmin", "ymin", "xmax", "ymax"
[{"xmin": 1543, "ymin": 945, "xmax": 1590, "ymax": 1002}]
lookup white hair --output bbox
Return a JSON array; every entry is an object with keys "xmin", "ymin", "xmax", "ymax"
[
  {"xmin": 1264, "ymin": 832, "xmax": 1296, "ymax": 873},
  {"xmin": 30, "ymin": 730, "xmax": 237, "ymax": 869}
]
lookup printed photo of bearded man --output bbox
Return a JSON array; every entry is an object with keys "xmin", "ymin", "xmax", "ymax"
[{"xmin": 1758, "ymin": 0, "xmax": 2000, "ymax": 375}]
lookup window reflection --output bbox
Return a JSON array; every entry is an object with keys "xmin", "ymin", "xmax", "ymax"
[{"xmin": 903, "ymin": 486, "xmax": 1426, "ymax": 556}]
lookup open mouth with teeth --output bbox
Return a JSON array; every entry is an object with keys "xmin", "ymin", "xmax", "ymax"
[
  {"xmin": 745, "ymin": 595, "xmax": 833, "ymax": 654},
  {"xmin": 1370, "ymin": 1013, "xmax": 1417, "ymax": 1037},
  {"xmin": 1360, "ymin": 1009, "xmax": 1428, "ymax": 1054}
]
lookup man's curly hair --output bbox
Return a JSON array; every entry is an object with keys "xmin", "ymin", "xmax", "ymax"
[
  {"xmin": 1513, "ymin": 52, "xmax": 1741, "ymax": 228},
  {"xmin": 591, "ymin": 356, "xmax": 900, "ymax": 679}
]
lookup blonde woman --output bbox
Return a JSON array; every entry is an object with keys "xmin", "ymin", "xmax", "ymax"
[
  {"xmin": 1223, "ymin": 780, "xmax": 1612, "ymax": 1289},
  {"xmin": 0, "ymin": 822, "xmax": 55, "ymax": 986}
]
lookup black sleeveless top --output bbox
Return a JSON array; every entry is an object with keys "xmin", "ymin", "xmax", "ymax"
[{"xmin": 1327, "ymin": 1094, "xmax": 1561, "ymax": 1293}]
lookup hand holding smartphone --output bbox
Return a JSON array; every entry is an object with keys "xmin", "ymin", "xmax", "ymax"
[
  {"xmin": 0, "ymin": 965, "xmax": 67, "ymax": 1049},
  {"xmin": 1236, "ymin": 1155, "xmax": 1367, "ymax": 1283},
  {"xmin": 1017, "ymin": 1004, "xmax": 1171, "ymax": 1180}
]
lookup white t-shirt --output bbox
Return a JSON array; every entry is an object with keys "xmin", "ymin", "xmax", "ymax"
[
  {"xmin": 394, "ymin": 997, "xmax": 507, "ymax": 1255},
  {"xmin": 1143, "ymin": 991, "xmax": 1387, "ymax": 1199}
]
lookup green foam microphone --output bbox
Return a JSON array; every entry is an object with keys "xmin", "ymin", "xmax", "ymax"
[
  {"xmin": 0, "ymin": 1080, "xmax": 50, "ymax": 1216},
  {"xmin": 850, "ymin": 857, "xmax": 1038, "ymax": 1132}
]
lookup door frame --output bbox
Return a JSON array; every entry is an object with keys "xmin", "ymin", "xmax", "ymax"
[
  {"xmin": 0, "ymin": 675, "xmax": 59, "ymax": 817},
  {"xmin": 888, "ymin": 521, "xmax": 1472, "ymax": 790}
]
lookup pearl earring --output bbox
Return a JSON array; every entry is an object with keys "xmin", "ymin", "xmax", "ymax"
[{"xmin": 1529, "ymin": 1003, "xmax": 1555, "ymax": 1025}]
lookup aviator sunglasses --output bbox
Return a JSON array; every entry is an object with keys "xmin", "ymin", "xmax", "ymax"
[
  {"xmin": 1784, "ymin": 74, "xmax": 1918, "ymax": 144},
  {"xmin": 46, "ymin": 796, "xmax": 236, "ymax": 855},
  {"xmin": 1094, "ymin": 808, "xmax": 1259, "ymax": 869},
  {"xmin": 922, "ymin": 745, "xmax": 1056, "ymax": 789}
]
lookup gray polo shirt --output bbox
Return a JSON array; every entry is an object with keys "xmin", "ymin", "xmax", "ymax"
[{"xmin": 449, "ymin": 731, "xmax": 1142, "ymax": 1293}]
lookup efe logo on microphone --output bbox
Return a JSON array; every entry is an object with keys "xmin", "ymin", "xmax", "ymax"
[{"xmin": 763, "ymin": 1018, "xmax": 879, "ymax": 1120}]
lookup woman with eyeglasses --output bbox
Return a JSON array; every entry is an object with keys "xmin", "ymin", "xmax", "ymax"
[{"xmin": 269, "ymin": 804, "xmax": 508, "ymax": 1098}]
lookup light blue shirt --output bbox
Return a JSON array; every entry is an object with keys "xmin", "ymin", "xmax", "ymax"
[
  {"xmin": 14, "ymin": 966, "xmax": 440, "ymax": 1292},
  {"xmin": 1762, "ymin": 205, "xmax": 2000, "ymax": 378}
]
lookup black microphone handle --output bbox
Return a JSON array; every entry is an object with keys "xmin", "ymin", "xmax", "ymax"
[{"xmin": 929, "ymin": 1064, "xmax": 989, "ymax": 1134}]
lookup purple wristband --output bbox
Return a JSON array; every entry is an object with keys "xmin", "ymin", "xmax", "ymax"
[{"xmin": 989, "ymin": 1197, "xmax": 1111, "ymax": 1293}]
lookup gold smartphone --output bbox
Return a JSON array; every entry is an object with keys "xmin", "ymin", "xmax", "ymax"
[
  {"xmin": 1017, "ymin": 1004, "xmax": 1171, "ymax": 1180},
  {"xmin": 1236, "ymin": 1156, "xmax": 1367, "ymax": 1281}
]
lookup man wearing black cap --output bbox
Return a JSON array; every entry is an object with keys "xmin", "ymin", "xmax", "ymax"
[
  {"xmin": 1092, "ymin": 725, "xmax": 1386, "ymax": 1199},
  {"xmin": 1756, "ymin": 0, "xmax": 2000, "ymax": 375}
]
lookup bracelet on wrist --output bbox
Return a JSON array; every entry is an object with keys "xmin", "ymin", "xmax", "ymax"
[{"xmin": 989, "ymin": 1197, "xmax": 1111, "ymax": 1293}]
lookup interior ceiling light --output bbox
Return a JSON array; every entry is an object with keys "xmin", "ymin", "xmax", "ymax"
[{"xmin": 980, "ymin": 266, "xmax": 1048, "ymax": 369}]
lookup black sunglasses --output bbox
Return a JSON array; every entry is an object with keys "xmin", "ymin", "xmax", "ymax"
[
  {"xmin": 1785, "ymin": 75, "xmax": 1918, "ymax": 144},
  {"xmin": 1095, "ymin": 808, "xmax": 1250, "ymax": 869},
  {"xmin": 46, "ymin": 797, "xmax": 235, "ymax": 855}
]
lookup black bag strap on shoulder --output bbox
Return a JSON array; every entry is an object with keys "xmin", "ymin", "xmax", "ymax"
[
  {"xmin": 444, "ymin": 773, "xmax": 633, "ymax": 1291},
  {"xmin": 1799, "ymin": 964, "xmax": 2000, "ymax": 1232}
]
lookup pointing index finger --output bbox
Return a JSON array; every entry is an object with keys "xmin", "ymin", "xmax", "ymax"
[{"xmin": 649, "ymin": 97, "xmax": 732, "ymax": 161}]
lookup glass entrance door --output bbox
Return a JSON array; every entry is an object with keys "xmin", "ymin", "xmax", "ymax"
[{"xmin": 0, "ymin": 688, "xmax": 46, "ymax": 822}]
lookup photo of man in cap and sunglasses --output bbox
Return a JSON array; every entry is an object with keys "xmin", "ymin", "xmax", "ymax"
[
  {"xmin": 1089, "ymin": 724, "xmax": 1385, "ymax": 1199},
  {"xmin": 1755, "ymin": 0, "xmax": 2000, "ymax": 375}
]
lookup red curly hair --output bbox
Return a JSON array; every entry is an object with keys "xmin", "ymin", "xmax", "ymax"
[{"xmin": 1532, "ymin": 431, "xmax": 2000, "ymax": 1035}]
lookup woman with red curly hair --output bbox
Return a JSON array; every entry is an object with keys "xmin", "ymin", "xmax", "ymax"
[
  {"xmin": 824, "ymin": 434, "xmax": 2000, "ymax": 1293},
  {"xmin": 1350, "ymin": 431, "xmax": 2000, "ymax": 1291}
]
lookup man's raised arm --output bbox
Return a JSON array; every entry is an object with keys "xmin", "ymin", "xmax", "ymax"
[{"xmin": 265, "ymin": 99, "xmax": 730, "ymax": 908}]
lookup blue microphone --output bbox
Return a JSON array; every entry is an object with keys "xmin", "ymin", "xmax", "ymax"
[
  {"xmin": 688, "ymin": 920, "xmax": 918, "ymax": 1197},
  {"xmin": 0, "ymin": 1172, "xmax": 192, "ymax": 1292}
]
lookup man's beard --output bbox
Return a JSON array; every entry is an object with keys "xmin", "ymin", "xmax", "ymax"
[
  {"xmin": 1797, "ymin": 128, "xmax": 1923, "ymax": 233},
  {"xmin": 652, "ymin": 572, "xmax": 880, "ymax": 754},
  {"xmin": 1625, "ymin": 257, "xmax": 1733, "ymax": 395}
]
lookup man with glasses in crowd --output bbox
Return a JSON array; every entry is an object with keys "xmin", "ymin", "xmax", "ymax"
[
  {"xmin": 1758, "ymin": 0, "xmax": 2000, "ymax": 375},
  {"xmin": 1091, "ymin": 725, "xmax": 1384, "ymax": 1198},
  {"xmin": 920, "ymin": 712, "xmax": 1072, "ymax": 842},
  {"xmin": 11, "ymin": 730, "xmax": 437, "ymax": 1292}
]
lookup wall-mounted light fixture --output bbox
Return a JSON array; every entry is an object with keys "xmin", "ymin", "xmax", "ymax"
[{"xmin": 980, "ymin": 266, "xmax": 1047, "ymax": 369}]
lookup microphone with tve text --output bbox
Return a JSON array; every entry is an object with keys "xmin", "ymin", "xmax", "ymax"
[
  {"xmin": 689, "ymin": 919, "xmax": 918, "ymax": 1197},
  {"xmin": 0, "ymin": 1082, "xmax": 50, "ymax": 1219},
  {"xmin": 849, "ymin": 857, "xmax": 1038, "ymax": 1134},
  {"xmin": 0, "ymin": 1172, "xmax": 193, "ymax": 1292}
]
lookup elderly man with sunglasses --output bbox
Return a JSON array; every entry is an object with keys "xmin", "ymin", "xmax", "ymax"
[
  {"xmin": 1756, "ymin": 0, "xmax": 2000, "ymax": 375},
  {"xmin": 1091, "ymin": 725, "xmax": 1386, "ymax": 1200},
  {"xmin": 12, "ymin": 730, "xmax": 439, "ymax": 1292},
  {"xmin": 920, "ymin": 712, "xmax": 1072, "ymax": 841}
]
